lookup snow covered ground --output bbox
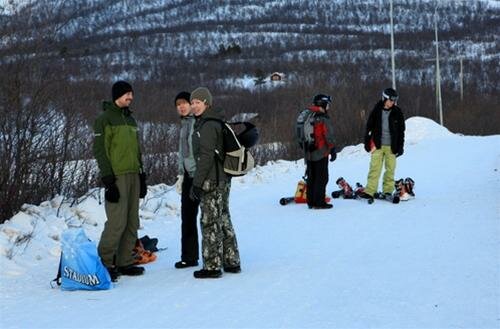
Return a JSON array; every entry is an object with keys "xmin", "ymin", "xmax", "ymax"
[{"xmin": 1, "ymin": 117, "xmax": 499, "ymax": 329}]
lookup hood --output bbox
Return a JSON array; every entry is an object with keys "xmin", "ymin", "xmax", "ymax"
[
  {"xmin": 102, "ymin": 101, "xmax": 132, "ymax": 116},
  {"xmin": 200, "ymin": 106, "xmax": 225, "ymax": 121}
]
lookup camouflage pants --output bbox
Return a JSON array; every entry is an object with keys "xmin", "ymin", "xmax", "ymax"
[{"xmin": 199, "ymin": 182, "xmax": 240, "ymax": 271}]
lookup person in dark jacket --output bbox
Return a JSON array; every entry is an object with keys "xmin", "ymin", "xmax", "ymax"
[
  {"xmin": 173, "ymin": 91, "xmax": 200, "ymax": 269},
  {"xmin": 189, "ymin": 87, "xmax": 241, "ymax": 279},
  {"xmin": 361, "ymin": 88, "xmax": 405, "ymax": 199},
  {"xmin": 93, "ymin": 81, "xmax": 147, "ymax": 281},
  {"xmin": 301, "ymin": 94, "xmax": 336, "ymax": 209}
]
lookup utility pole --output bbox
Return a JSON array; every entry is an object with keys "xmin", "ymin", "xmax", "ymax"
[
  {"xmin": 390, "ymin": 0, "xmax": 396, "ymax": 89},
  {"xmin": 459, "ymin": 57, "xmax": 464, "ymax": 101},
  {"xmin": 434, "ymin": 5, "xmax": 443, "ymax": 126}
]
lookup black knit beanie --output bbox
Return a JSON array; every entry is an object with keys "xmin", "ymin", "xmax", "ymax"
[
  {"xmin": 112, "ymin": 81, "xmax": 133, "ymax": 102},
  {"xmin": 174, "ymin": 91, "xmax": 191, "ymax": 105}
]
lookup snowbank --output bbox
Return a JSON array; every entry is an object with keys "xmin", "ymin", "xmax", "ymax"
[{"xmin": 405, "ymin": 116, "xmax": 455, "ymax": 144}]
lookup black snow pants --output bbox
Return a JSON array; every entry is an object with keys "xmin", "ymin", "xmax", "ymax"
[
  {"xmin": 306, "ymin": 157, "xmax": 329, "ymax": 207},
  {"xmin": 181, "ymin": 172, "xmax": 200, "ymax": 262}
]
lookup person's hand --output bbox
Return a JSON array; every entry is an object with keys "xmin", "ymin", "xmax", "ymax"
[
  {"xmin": 139, "ymin": 173, "xmax": 147, "ymax": 198},
  {"xmin": 396, "ymin": 149, "xmax": 404, "ymax": 157},
  {"xmin": 102, "ymin": 175, "xmax": 120, "ymax": 203},
  {"xmin": 175, "ymin": 175, "xmax": 183, "ymax": 195},
  {"xmin": 189, "ymin": 185, "xmax": 203, "ymax": 201}
]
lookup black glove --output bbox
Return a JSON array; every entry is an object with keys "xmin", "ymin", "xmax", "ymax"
[
  {"xmin": 329, "ymin": 147, "xmax": 337, "ymax": 162},
  {"xmin": 189, "ymin": 185, "xmax": 203, "ymax": 201},
  {"xmin": 102, "ymin": 175, "xmax": 120, "ymax": 203},
  {"xmin": 396, "ymin": 149, "xmax": 404, "ymax": 157},
  {"xmin": 139, "ymin": 173, "xmax": 147, "ymax": 198}
]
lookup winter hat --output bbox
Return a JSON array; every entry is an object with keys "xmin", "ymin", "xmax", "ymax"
[
  {"xmin": 112, "ymin": 81, "xmax": 133, "ymax": 102},
  {"xmin": 382, "ymin": 88, "xmax": 398, "ymax": 102},
  {"xmin": 190, "ymin": 87, "xmax": 212, "ymax": 107},
  {"xmin": 174, "ymin": 91, "xmax": 191, "ymax": 105}
]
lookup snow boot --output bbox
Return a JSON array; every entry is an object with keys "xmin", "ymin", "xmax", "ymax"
[
  {"xmin": 392, "ymin": 179, "xmax": 405, "ymax": 203},
  {"xmin": 224, "ymin": 265, "xmax": 241, "ymax": 273},
  {"xmin": 336, "ymin": 177, "xmax": 354, "ymax": 199},
  {"xmin": 175, "ymin": 260, "xmax": 199, "ymax": 269},
  {"xmin": 106, "ymin": 266, "xmax": 120, "ymax": 282},
  {"xmin": 117, "ymin": 265, "xmax": 145, "ymax": 276},
  {"xmin": 312, "ymin": 203, "xmax": 333, "ymax": 209},
  {"xmin": 193, "ymin": 269, "xmax": 223, "ymax": 279},
  {"xmin": 404, "ymin": 177, "xmax": 415, "ymax": 197}
]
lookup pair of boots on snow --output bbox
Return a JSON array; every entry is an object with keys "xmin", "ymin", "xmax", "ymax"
[{"xmin": 333, "ymin": 177, "xmax": 415, "ymax": 202}]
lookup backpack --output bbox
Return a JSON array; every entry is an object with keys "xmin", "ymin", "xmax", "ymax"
[
  {"xmin": 52, "ymin": 228, "xmax": 112, "ymax": 291},
  {"xmin": 204, "ymin": 119, "xmax": 258, "ymax": 177},
  {"xmin": 296, "ymin": 108, "xmax": 316, "ymax": 150},
  {"xmin": 133, "ymin": 236, "xmax": 159, "ymax": 265}
]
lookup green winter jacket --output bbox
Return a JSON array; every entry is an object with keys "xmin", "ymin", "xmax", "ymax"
[
  {"xmin": 93, "ymin": 101, "xmax": 143, "ymax": 178},
  {"xmin": 192, "ymin": 106, "xmax": 228, "ymax": 190}
]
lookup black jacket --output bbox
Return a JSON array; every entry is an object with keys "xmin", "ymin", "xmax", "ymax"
[
  {"xmin": 364, "ymin": 101, "xmax": 405, "ymax": 156},
  {"xmin": 192, "ymin": 107, "xmax": 228, "ymax": 190}
]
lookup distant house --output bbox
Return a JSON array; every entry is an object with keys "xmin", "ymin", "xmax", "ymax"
[{"xmin": 269, "ymin": 72, "xmax": 284, "ymax": 82}]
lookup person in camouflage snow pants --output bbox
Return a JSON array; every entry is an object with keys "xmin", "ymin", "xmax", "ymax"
[
  {"xmin": 189, "ymin": 87, "xmax": 241, "ymax": 279},
  {"xmin": 200, "ymin": 182, "xmax": 240, "ymax": 271}
]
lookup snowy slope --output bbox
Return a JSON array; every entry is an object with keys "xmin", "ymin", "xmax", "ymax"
[{"xmin": 1, "ymin": 117, "xmax": 499, "ymax": 328}]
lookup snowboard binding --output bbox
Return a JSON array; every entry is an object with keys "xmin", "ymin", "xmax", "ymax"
[{"xmin": 331, "ymin": 177, "xmax": 355, "ymax": 199}]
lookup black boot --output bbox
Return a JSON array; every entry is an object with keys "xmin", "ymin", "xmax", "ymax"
[
  {"xmin": 359, "ymin": 191, "xmax": 374, "ymax": 200},
  {"xmin": 193, "ymin": 269, "xmax": 222, "ymax": 279},
  {"xmin": 117, "ymin": 265, "xmax": 145, "ymax": 276},
  {"xmin": 175, "ymin": 260, "xmax": 199, "ymax": 269},
  {"xmin": 312, "ymin": 203, "xmax": 333, "ymax": 209},
  {"xmin": 106, "ymin": 266, "xmax": 119, "ymax": 282},
  {"xmin": 223, "ymin": 265, "xmax": 241, "ymax": 273}
]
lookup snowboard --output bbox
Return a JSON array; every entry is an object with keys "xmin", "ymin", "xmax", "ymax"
[
  {"xmin": 279, "ymin": 197, "xmax": 295, "ymax": 205},
  {"xmin": 373, "ymin": 192, "xmax": 400, "ymax": 204},
  {"xmin": 279, "ymin": 196, "xmax": 332, "ymax": 206},
  {"xmin": 331, "ymin": 177, "xmax": 415, "ymax": 205},
  {"xmin": 375, "ymin": 177, "xmax": 416, "ymax": 203},
  {"xmin": 279, "ymin": 180, "xmax": 331, "ymax": 206}
]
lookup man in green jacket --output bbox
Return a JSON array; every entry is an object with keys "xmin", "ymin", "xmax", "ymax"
[{"xmin": 93, "ymin": 81, "xmax": 147, "ymax": 281}]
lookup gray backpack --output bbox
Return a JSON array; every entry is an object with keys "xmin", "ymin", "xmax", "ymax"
[
  {"xmin": 204, "ymin": 119, "xmax": 258, "ymax": 177},
  {"xmin": 296, "ymin": 108, "xmax": 316, "ymax": 150}
]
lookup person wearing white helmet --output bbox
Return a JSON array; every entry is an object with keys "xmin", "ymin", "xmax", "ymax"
[{"xmin": 360, "ymin": 88, "xmax": 405, "ymax": 201}]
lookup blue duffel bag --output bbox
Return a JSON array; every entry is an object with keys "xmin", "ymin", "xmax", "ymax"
[{"xmin": 52, "ymin": 228, "xmax": 111, "ymax": 291}]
